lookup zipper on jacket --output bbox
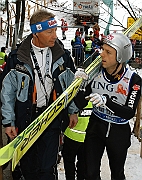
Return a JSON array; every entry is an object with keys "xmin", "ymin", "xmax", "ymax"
[{"xmin": 18, "ymin": 76, "xmax": 25, "ymax": 96}]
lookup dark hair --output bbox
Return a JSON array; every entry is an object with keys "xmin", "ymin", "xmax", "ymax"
[{"xmin": 1, "ymin": 47, "xmax": 5, "ymax": 52}]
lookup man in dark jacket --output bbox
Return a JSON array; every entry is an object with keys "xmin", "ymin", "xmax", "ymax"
[
  {"xmin": 1, "ymin": 9, "xmax": 78, "ymax": 180},
  {"xmin": 71, "ymin": 36, "xmax": 84, "ymax": 66}
]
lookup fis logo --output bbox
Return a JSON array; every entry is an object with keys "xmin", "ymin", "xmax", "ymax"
[{"xmin": 36, "ymin": 24, "xmax": 42, "ymax": 31}]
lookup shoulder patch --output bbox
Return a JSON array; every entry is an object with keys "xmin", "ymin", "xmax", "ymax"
[{"xmin": 15, "ymin": 64, "xmax": 28, "ymax": 72}]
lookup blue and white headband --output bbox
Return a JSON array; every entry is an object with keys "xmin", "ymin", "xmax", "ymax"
[{"xmin": 30, "ymin": 18, "xmax": 57, "ymax": 34}]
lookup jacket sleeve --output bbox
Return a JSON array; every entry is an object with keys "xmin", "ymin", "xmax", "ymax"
[
  {"xmin": 62, "ymin": 49, "xmax": 79, "ymax": 114},
  {"xmin": 63, "ymin": 49, "xmax": 76, "ymax": 73},
  {"xmin": 1, "ymin": 69, "xmax": 18, "ymax": 126},
  {"xmin": 74, "ymin": 82, "xmax": 92, "ymax": 110},
  {"xmin": 68, "ymin": 101, "xmax": 79, "ymax": 114},
  {"xmin": 105, "ymin": 73, "xmax": 141, "ymax": 120},
  {"xmin": 58, "ymin": 65, "xmax": 79, "ymax": 114}
]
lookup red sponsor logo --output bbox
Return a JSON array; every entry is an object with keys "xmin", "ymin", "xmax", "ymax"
[
  {"xmin": 132, "ymin": 84, "xmax": 140, "ymax": 91},
  {"xmin": 106, "ymin": 34, "xmax": 114, "ymax": 41},
  {"xmin": 115, "ymin": 84, "xmax": 127, "ymax": 96},
  {"xmin": 48, "ymin": 20, "xmax": 57, "ymax": 27}
]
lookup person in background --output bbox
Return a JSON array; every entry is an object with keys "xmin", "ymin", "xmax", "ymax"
[
  {"xmin": 82, "ymin": 22, "xmax": 90, "ymax": 35},
  {"xmin": 62, "ymin": 101, "xmax": 92, "ymax": 180},
  {"xmin": 0, "ymin": 47, "xmax": 7, "ymax": 65},
  {"xmin": 61, "ymin": 18, "xmax": 68, "ymax": 40},
  {"xmin": 84, "ymin": 36, "xmax": 93, "ymax": 59},
  {"xmin": 92, "ymin": 23, "xmax": 100, "ymax": 39},
  {"xmin": 75, "ymin": 28, "xmax": 82, "ymax": 37},
  {"xmin": 1, "ymin": 9, "xmax": 78, "ymax": 180},
  {"xmin": 100, "ymin": 34, "xmax": 106, "ymax": 43},
  {"xmin": 71, "ymin": 35, "xmax": 84, "ymax": 67},
  {"xmin": 88, "ymin": 31, "xmax": 93, "ymax": 40},
  {"xmin": 91, "ymin": 35, "xmax": 101, "ymax": 58},
  {"xmin": 74, "ymin": 33, "xmax": 141, "ymax": 180}
]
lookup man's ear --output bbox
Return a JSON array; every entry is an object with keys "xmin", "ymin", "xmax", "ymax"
[{"xmin": 33, "ymin": 33, "xmax": 38, "ymax": 38}]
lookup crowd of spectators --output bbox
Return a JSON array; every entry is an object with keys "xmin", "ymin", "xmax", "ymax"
[{"xmin": 71, "ymin": 23, "xmax": 102, "ymax": 67}]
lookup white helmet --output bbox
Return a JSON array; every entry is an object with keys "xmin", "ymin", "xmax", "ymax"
[{"xmin": 103, "ymin": 33, "xmax": 133, "ymax": 63}]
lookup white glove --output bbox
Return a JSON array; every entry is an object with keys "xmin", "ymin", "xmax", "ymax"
[
  {"xmin": 85, "ymin": 93, "xmax": 107, "ymax": 107},
  {"xmin": 75, "ymin": 68, "xmax": 88, "ymax": 80}
]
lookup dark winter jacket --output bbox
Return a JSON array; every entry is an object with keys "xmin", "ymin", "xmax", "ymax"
[{"xmin": 1, "ymin": 34, "xmax": 78, "ymax": 133}]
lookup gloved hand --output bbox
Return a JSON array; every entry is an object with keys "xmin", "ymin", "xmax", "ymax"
[
  {"xmin": 75, "ymin": 68, "xmax": 88, "ymax": 80},
  {"xmin": 85, "ymin": 93, "xmax": 107, "ymax": 107}
]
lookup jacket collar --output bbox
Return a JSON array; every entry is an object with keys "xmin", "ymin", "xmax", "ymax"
[{"xmin": 17, "ymin": 34, "xmax": 65, "ymax": 69}]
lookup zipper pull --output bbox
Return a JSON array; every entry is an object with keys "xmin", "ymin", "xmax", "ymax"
[
  {"xmin": 21, "ymin": 76, "xmax": 25, "ymax": 89},
  {"xmin": 18, "ymin": 76, "xmax": 25, "ymax": 96}
]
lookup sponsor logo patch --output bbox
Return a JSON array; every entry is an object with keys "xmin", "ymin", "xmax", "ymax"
[
  {"xmin": 36, "ymin": 24, "xmax": 42, "ymax": 31},
  {"xmin": 48, "ymin": 19, "xmax": 57, "ymax": 27},
  {"xmin": 106, "ymin": 34, "xmax": 114, "ymax": 41},
  {"xmin": 132, "ymin": 84, "xmax": 140, "ymax": 91}
]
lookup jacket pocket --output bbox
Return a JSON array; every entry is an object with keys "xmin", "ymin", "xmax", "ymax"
[{"xmin": 16, "ymin": 73, "xmax": 29, "ymax": 102}]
